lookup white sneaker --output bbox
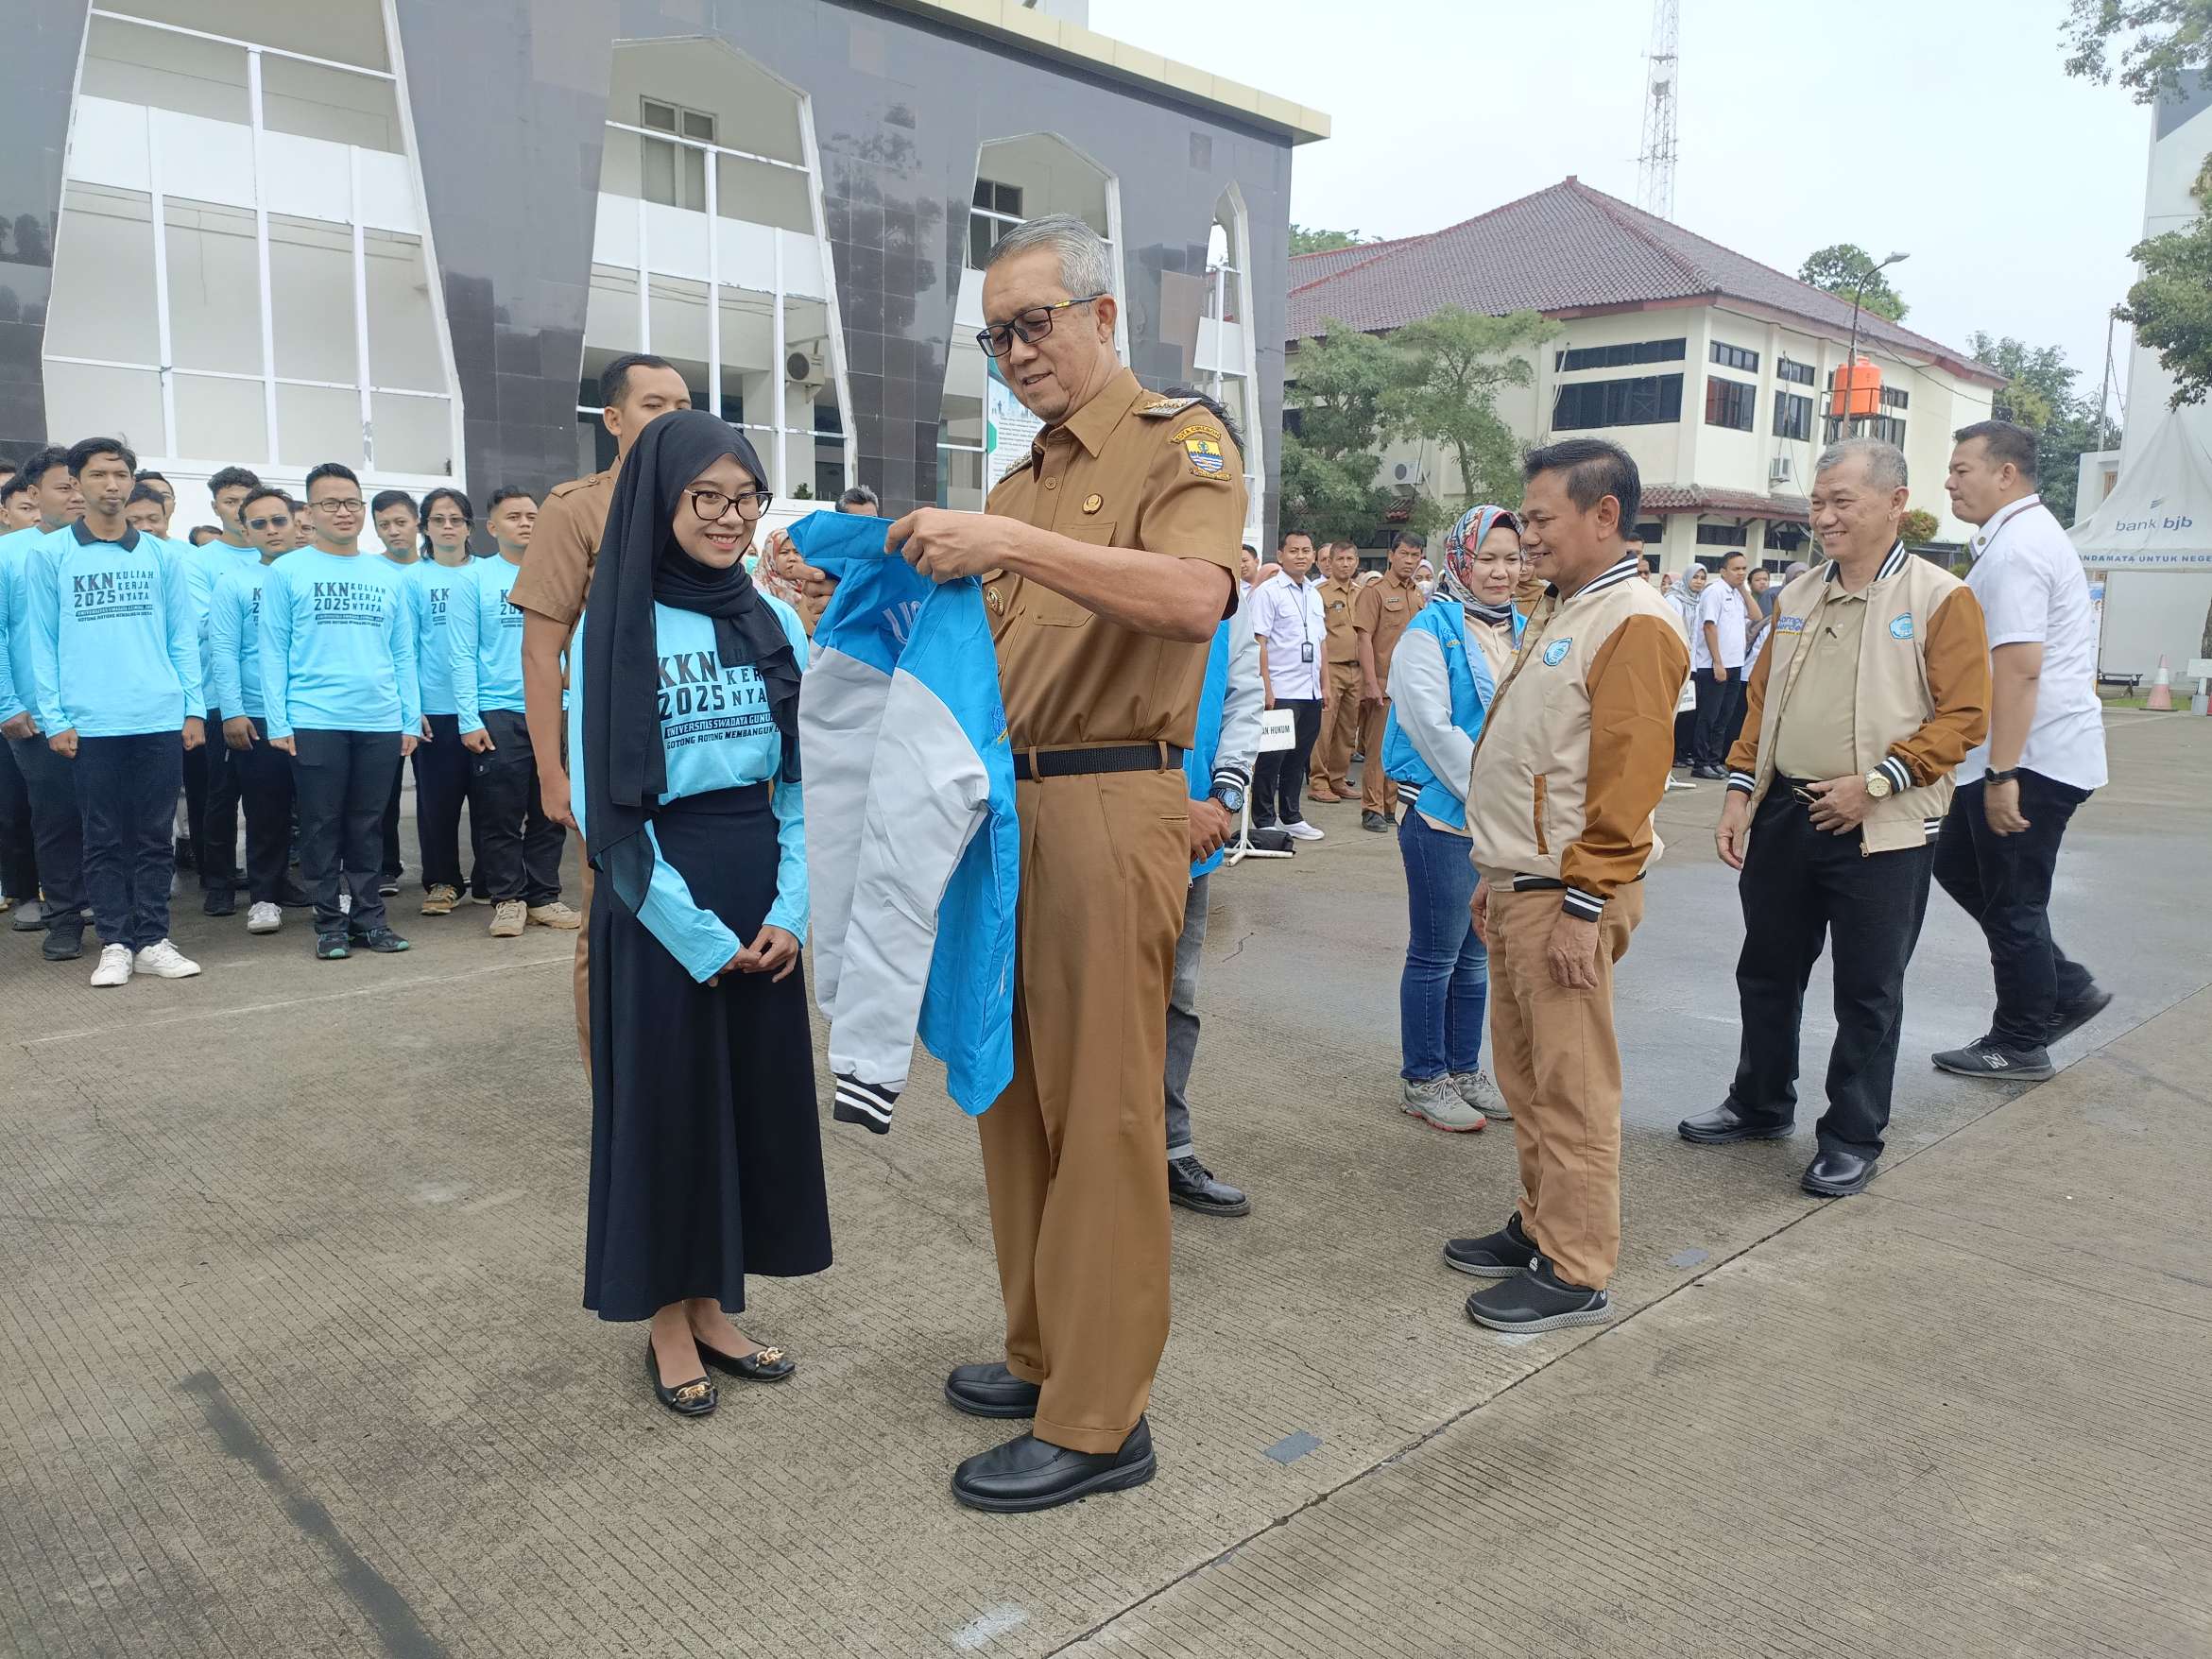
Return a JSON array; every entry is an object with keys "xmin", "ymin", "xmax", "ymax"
[
  {"xmin": 1402, "ymin": 1074, "xmax": 1486, "ymax": 1132},
  {"xmin": 247, "ymin": 901, "xmax": 283, "ymax": 934},
  {"xmin": 133, "ymin": 939, "xmax": 202, "ymax": 979},
  {"xmin": 90, "ymin": 943, "xmax": 134, "ymax": 988},
  {"xmin": 1282, "ymin": 820, "xmax": 1325, "ymax": 842},
  {"xmin": 1450, "ymin": 1069, "xmax": 1511, "ymax": 1122}
]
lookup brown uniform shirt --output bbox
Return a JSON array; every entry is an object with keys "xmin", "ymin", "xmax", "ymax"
[
  {"xmin": 1316, "ymin": 575, "xmax": 1362, "ymax": 664},
  {"xmin": 1352, "ymin": 571, "xmax": 1421, "ymax": 683},
  {"xmin": 1769, "ymin": 587, "xmax": 1868, "ymax": 782},
  {"xmin": 508, "ymin": 464, "xmax": 617, "ymax": 629},
  {"xmin": 981, "ymin": 368, "xmax": 1244, "ymax": 750}
]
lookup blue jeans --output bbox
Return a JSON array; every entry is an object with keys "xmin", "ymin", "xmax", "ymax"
[{"xmin": 1398, "ymin": 810, "xmax": 1486, "ymax": 1081}]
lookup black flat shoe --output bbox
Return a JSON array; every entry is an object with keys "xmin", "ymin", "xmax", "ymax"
[
  {"xmin": 697, "ymin": 1339, "xmax": 796, "ymax": 1382},
  {"xmin": 1678, "ymin": 1103, "xmax": 1793, "ymax": 1144},
  {"xmin": 945, "ymin": 1361, "xmax": 1040, "ymax": 1418},
  {"xmin": 43, "ymin": 927, "xmax": 84, "ymax": 963},
  {"xmin": 952, "ymin": 1419, "xmax": 1155, "ymax": 1514},
  {"xmin": 1802, "ymin": 1147, "xmax": 1878, "ymax": 1196},
  {"xmin": 644, "ymin": 1340, "xmax": 717, "ymax": 1416}
]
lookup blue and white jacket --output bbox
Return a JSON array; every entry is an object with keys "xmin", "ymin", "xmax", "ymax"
[
  {"xmin": 793, "ymin": 510, "xmax": 1020, "ymax": 1132},
  {"xmin": 1186, "ymin": 589, "xmax": 1263, "ymax": 880},
  {"xmin": 1381, "ymin": 596, "xmax": 1525, "ymax": 830}
]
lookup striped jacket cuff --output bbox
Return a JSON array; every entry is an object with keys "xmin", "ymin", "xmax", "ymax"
[
  {"xmin": 1726, "ymin": 770, "xmax": 1757, "ymax": 795},
  {"xmin": 832, "ymin": 1074, "xmax": 899, "ymax": 1136},
  {"xmin": 1210, "ymin": 764, "xmax": 1250, "ymax": 793},
  {"xmin": 1878, "ymin": 754, "xmax": 1913, "ymax": 795},
  {"xmin": 1561, "ymin": 885, "xmax": 1605, "ymax": 921}
]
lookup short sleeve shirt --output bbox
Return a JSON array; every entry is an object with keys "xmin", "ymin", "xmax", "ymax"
[
  {"xmin": 1250, "ymin": 574, "xmax": 1327, "ymax": 700},
  {"xmin": 1317, "ymin": 575, "xmax": 1361, "ymax": 663},
  {"xmin": 507, "ymin": 464, "xmax": 617, "ymax": 631},
  {"xmin": 1352, "ymin": 573, "xmax": 1421, "ymax": 680},
  {"xmin": 1958, "ymin": 495, "xmax": 2107, "ymax": 790},
  {"xmin": 1693, "ymin": 579, "xmax": 1748, "ymax": 670},
  {"xmin": 982, "ymin": 369, "xmax": 1244, "ymax": 750}
]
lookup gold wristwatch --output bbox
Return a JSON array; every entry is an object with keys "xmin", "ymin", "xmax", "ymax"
[{"xmin": 1863, "ymin": 769, "xmax": 1893, "ymax": 800}]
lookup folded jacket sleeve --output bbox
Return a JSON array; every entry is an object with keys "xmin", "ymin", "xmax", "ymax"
[
  {"xmin": 1214, "ymin": 591, "xmax": 1262, "ymax": 786},
  {"xmin": 1387, "ymin": 624, "xmax": 1472, "ymax": 805},
  {"xmin": 1561, "ymin": 613, "xmax": 1689, "ymax": 918},
  {"xmin": 1886, "ymin": 584, "xmax": 1991, "ymax": 788},
  {"xmin": 634, "ymin": 821, "xmax": 743, "ymax": 983}
]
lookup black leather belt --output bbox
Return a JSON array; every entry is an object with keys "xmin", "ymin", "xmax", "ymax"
[{"xmin": 1013, "ymin": 744, "xmax": 1184, "ymax": 781}]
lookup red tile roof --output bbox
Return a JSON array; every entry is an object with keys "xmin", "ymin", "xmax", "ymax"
[
  {"xmin": 1286, "ymin": 178, "xmax": 2000, "ymax": 386},
  {"xmin": 1642, "ymin": 486, "xmax": 1811, "ymax": 522}
]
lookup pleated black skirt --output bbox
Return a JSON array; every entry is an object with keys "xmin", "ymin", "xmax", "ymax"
[{"xmin": 583, "ymin": 784, "xmax": 832, "ymax": 1323}]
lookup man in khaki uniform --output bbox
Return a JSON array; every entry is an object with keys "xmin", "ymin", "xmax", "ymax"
[
  {"xmin": 509, "ymin": 352, "xmax": 693, "ymax": 1066},
  {"xmin": 1353, "ymin": 529, "xmax": 1425, "ymax": 830},
  {"xmin": 800, "ymin": 214, "xmax": 1240, "ymax": 1514},
  {"xmin": 1310, "ymin": 542, "xmax": 1364, "ymax": 801},
  {"xmin": 1445, "ymin": 438, "xmax": 1688, "ymax": 1335}
]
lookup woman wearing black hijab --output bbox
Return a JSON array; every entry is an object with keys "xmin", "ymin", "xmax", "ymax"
[{"xmin": 571, "ymin": 409, "xmax": 829, "ymax": 1417}]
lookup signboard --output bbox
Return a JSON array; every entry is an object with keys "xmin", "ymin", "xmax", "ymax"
[
  {"xmin": 1258, "ymin": 708, "xmax": 1295, "ymax": 752},
  {"xmin": 985, "ymin": 359, "xmax": 1042, "ymax": 486}
]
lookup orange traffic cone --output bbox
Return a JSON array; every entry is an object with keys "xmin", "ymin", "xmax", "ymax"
[{"xmin": 2146, "ymin": 655, "xmax": 2175, "ymax": 711}]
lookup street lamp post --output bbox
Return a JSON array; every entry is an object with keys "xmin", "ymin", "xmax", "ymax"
[{"xmin": 1843, "ymin": 249, "xmax": 1909, "ymax": 437}]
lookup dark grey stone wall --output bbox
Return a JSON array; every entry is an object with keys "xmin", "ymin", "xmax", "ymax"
[{"xmin": 0, "ymin": 0, "xmax": 92, "ymax": 463}]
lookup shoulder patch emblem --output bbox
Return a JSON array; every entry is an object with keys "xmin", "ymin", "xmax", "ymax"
[
  {"xmin": 1888, "ymin": 612, "xmax": 1914, "ymax": 641},
  {"xmin": 1170, "ymin": 422, "xmax": 1226, "ymax": 477},
  {"xmin": 1542, "ymin": 638, "xmax": 1572, "ymax": 667}
]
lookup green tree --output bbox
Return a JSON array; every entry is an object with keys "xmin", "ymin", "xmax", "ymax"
[
  {"xmin": 2061, "ymin": 0, "xmax": 2212, "ymax": 103},
  {"xmin": 2116, "ymin": 155, "xmax": 2212, "ymax": 410},
  {"xmin": 1382, "ymin": 307, "xmax": 1558, "ymax": 513},
  {"xmin": 1797, "ymin": 243, "xmax": 1910, "ymax": 323},
  {"xmin": 1279, "ymin": 320, "xmax": 1412, "ymax": 543},
  {"xmin": 1289, "ymin": 224, "xmax": 1371, "ymax": 256},
  {"xmin": 1964, "ymin": 331, "xmax": 2104, "ymax": 524},
  {"xmin": 1899, "ymin": 508, "xmax": 1940, "ymax": 546}
]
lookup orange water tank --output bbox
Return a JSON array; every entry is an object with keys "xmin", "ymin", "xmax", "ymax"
[{"xmin": 1828, "ymin": 357, "xmax": 1881, "ymax": 419}]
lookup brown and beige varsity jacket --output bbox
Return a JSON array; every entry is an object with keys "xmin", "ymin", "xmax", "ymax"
[{"xmin": 1467, "ymin": 555, "xmax": 1690, "ymax": 918}]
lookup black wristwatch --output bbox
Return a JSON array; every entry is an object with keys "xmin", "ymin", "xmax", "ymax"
[
  {"xmin": 1212, "ymin": 782, "xmax": 1245, "ymax": 815},
  {"xmin": 1984, "ymin": 767, "xmax": 2019, "ymax": 786}
]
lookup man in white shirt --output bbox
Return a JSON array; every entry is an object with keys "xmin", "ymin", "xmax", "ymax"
[
  {"xmin": 1249, "ymin": 528, "xmax": 1327, "ymax": 841},
  {"xmin": 1689, "ymin": 550, "xmax": 1749, "ymax": 778},
  {"xmin": 1931, "ymin": 420, "xmax": 2110, "ymax": 1080}
]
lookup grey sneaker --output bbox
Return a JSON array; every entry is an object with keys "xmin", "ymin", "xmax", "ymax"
[
  {"xmin": 1449, "ymin": 1069, "xmax": 1509, "ymax": 1122},
  {"xmin": 1402, "ymin": 1075, "xmax": 1486, "ymax": 1132}
]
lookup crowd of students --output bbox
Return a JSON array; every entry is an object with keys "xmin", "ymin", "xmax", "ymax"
[{"xmin": 0, "ymin": 437, "xmax": 580, "ymax": 987}]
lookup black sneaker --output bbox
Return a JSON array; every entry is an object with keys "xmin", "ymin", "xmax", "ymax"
[
  {"xmin": 1466, "ymin": 1257, "xmax": 1612, "ymax": 1333},
  {"xmin": 1931, "ymin": 1035, "xmax": 2054, "ymax": 1081},
  {"xmin": 349, "ymin": 927, "xmax": 411, "ymax": 954},
  {"xmin": 43, "ymin": 924, "xmax": 84, "ymax": 963},
  {"xmin": 377, "ymin": 871, "xmax": 402, "ymax": 898},
  {"xmin": 1444, "ymin": 1211, "xmax": 1537, "ymax": 1278},
  {"xmin": 1362, "ymin": 811, "xmax": 1388, "ymax": 833},
  {"xmin": 1168, "ymin": 1156, "xmax": 1250, "ymax": 1218},
  {"xmin": 201, "ymin": 888, "xmax": 236, "ymax": 917},
  {"xmin": 2046, "ymin": 986, "xmax": 2113, "ymax": 1047},
  {"xmin": 277, "ymin": 881, "xmax": 314, "ymax": 908},
  {"xmin": 315, "ymin": 932, "xmax": 351, "ymax": 961}
]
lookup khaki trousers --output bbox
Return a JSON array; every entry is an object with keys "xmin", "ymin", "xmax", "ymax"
[
  {"xmin": 1359, "ymin": 701, "xmax": 1399, "ymax": 815},
  {"xmin": 978, "ymin": 766, "xmax": 1184, "ymax": 1453},
  {"xmin": 1484, "ymin": 881, "xmax": 1643, "ymax": 1291},
  {"xmin": 1313, "ymin": 663, "xmax": 1363, "ymax": 793}
]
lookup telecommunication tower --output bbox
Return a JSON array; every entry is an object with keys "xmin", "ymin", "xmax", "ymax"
[{"xmin": 1637, "ymin": 0, "xmax": 1679, "ymax": 220}]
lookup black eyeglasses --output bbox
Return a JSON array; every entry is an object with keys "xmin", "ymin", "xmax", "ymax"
[
  {"xmin": 975, "ymin": 294, "xmax": 1107, "ymax": 358},
  {"xmin": 312, "ymin": 498, "xmax": 366, "ymax": 514},
  {"xmin": 684, "ymin": 487, "xmax": 773, "ymax": 522},
  {"xmin": 246, "ymin": 514, "xmax": 292, "ymax": 530}
]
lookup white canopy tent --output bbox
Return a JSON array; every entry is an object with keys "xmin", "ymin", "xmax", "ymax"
[{"xmin": 2071, "ymin": 411, "xmax": 2212, "ymax": 683}]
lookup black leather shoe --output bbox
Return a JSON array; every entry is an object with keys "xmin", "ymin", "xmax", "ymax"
[
  {"xmin": 1362, "ymin": 811, "xmax": 1388, "ymax": 833},
  {"xmin": 1444, "ymin": 1211, "xmax": 1536, "ymax": 1278},
  {"xmin": 1931, "ymin": 1035, "xmax": 2053, "ymax": 1081},
  {"xmin": 1466, "ymin": 1257, "xmax": 1612, "ymax": 1333},
  {"xmin": 698, "ymin": 1339, "xmax": 796, "ymax": 1382},
  {"xmin": 348, "ymin": 927, "xmax": 411, "ymax": 953},
  {"xmin": 42, "ymin": 925, "xmax": 84, "ymax": 963},
  {"xmin": 1168, "ymin": 1156, "xmax": 1250, "ymax": 1218},
  {"xmin": 945, "ymin": 1361, "xmax": 1039, "ymax": 1419},
  {"xmin": 1802, "ymin": 1147, "xmax": 1878, "ymax": 1196},
  {"xmin": 644, "ymin": 1340, "xmax": 717, "ymax": 1417},
  {"xmin": 952, "ymin": 1419, "xmax": 1156, "ymax": 1514},
  {"xmin": 1678, "ymin": 1103, "xmax": 1793, "ymax": 1144},
  {"xmin": 2046, "ymin": 985, "xmax": 2113, "ymax": 1046},
  {"xmin": 1691, "ymin": 764, "xmax": 1727, "ymax": 780}
]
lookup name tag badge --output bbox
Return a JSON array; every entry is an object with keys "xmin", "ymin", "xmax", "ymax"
[
  {"xmin": 1300, "ymin": 641, "xmax": 1315, "ymax": 664},
  {"xmin": 1775, "ymin": 616, "xmax": 1806, "ymax": 633}
]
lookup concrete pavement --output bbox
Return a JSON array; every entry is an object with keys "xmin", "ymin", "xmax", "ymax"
[{"xmin": 1, "ymin": 709, "xmax": 2206, "ymax": 1656}]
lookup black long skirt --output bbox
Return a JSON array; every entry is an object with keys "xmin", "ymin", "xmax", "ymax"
[{"xmin": 583, "ymin": 784, "xmax": 832, "ymax": 1323}]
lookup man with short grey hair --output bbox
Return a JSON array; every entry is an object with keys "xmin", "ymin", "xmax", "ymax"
[{"xmin": 1682, "ymin": 438, "xmax": 1990, "ymax": 1194}]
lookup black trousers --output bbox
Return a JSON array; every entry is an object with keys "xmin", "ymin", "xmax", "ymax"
[
  {"xmin": 1933, "ymin": 772, "xmax": 2095, "ymax": 1051},
  {"xmin": 413, "ymin": 712, "xmax": 478, "ymax": 892},
  {"xmin": 1692, "ymin": 670, "xmax": 1743, "ymax": 768},
  {"xmin": 379, "ymin": 759, "xmax": 405, "ymax": 881},
  {"xmin": 471, "ymin": 707, "xmax": 564, "ymax": 905},
  {"xmin": 0, "ymin": 734, "xmax": 36, "ymax": 901},
  {"xmin": 229, "ymin": 726, "xmax": 296, "ymax": 905},
  {"xmin": 291, "ymin": 728, "xmax": 402, "ymax": 935},
  {"xmin": 76, "ymin": 730, "xmax": 182, "ymax": 950},
  {"xmin": 181, "ymin": 710, "xmax": 239, "ymax": 890},
  {"xmin": 1725, "ymin": 785, "xmax": 1935, "ymax": 1158},
  {"xmin": 10, "ymin": 734, "xmax": 83, "ymax": 923},
  {"xmin": 1253, "ymin": 695, "xmax": 1323, "ymax": 828}
]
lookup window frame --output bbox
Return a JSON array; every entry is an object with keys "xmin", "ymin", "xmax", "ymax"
[
  {"xmin": 1703, "ymin": 375, "xmax": 1758, "ymax": 432},
  {"xmin": 1773, "ymin": 389, "xmax": 1812, "ymax": 442},
  {"xmin": 1709, "ymin": 341, "xmax": 1759, "ymax": 373},
  {"xmin": 1551, "ymin": 371, "xmax": 1684, "ymax": 431}
]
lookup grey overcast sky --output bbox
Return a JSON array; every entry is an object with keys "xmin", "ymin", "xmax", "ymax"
[{"xmin": 1095, "ymin": 0, "xmax": 2153, "ymax": 412}]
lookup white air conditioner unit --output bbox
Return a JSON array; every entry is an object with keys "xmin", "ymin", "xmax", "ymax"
[
  {"xmin": 1769, "ymin": 455, "xmax": 1794, "ymax": 486},
  {"xmin": 1389, "ymin": 458, "xmax": 1426, "ymax": 492}
]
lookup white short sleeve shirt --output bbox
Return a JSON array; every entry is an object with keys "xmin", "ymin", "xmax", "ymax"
[
  {"xmin": 1958, "ymin": 494, "xmax": 2107, "ymax": 791},
  {"xmin": 1691, "ymin": 578, "xmax": 1747, "ymax": 671},
  {"xmin": 1251, "ymin": 573, "xmax": 1326, "ymax": 701}
]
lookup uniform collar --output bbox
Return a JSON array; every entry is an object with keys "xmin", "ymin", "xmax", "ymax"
[
  {"xmin": 1970, "ymin": 493, "xmax": 2041, "ymax": 557},
  {"xmin": 1824, "ymin": 540, "xmax": 1908, "ymax": 584},
  {"xmin": 1546, "ymin": 554, "xmax": 1640, "ymax": 602},
  {"xmin": 69, "ymin": 521, "xmax": 139, "ymax": 553},
  {"xmin": 1039, "ymin": 366, "xmax": 1145, "ymax": 465}
]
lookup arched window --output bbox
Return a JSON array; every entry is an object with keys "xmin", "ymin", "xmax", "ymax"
[{"xmin": 582, "ymin": 39, "xmax": 853, "ymax": 502}]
